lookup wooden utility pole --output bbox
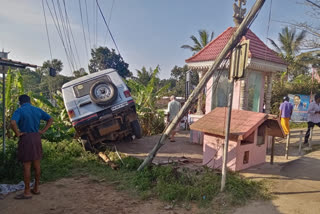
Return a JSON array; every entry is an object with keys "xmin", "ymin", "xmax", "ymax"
[{"xmin": 137, "ymin": 0, "xmax": 266, "ymax": 171}]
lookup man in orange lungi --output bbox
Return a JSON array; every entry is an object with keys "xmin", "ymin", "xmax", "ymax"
[{"xmin": 279, "ymin": 96, "xmax": 293, "ymax": 136}]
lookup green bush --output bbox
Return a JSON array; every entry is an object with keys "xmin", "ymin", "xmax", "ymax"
[
  {"xmin": 271, "ymin": 75, "xmax": 320, "ymax": 115},
  {"xmin": 0, "ymin": 139, "xmax": 23, "ymax": 183}
]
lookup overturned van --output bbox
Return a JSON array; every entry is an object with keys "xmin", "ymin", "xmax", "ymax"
[{"xmin": 62, "ymin": 69, "xmax": 142, "ymax": 151}]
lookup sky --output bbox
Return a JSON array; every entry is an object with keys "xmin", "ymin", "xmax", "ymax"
[{"xmin": 0, "ymin": 0, "xmax": 314, "ymax": 79}]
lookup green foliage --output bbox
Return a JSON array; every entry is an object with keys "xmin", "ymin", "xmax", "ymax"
[
  {"xmin": 169, "ymin": 65, "xmax": 199, "ymax": 96},
  {"xmin": 0, "ymin": 139, "xmax": 23, "ymax": 182},
  {"xmin": 270, "ymin": 74, "xmax": 320, "ymax": 115},
  {"xmin": 127, "ymin": 67, "xmax": 168, "ymax": 135},
  {"xmin": 0, "ymin": 69, "xmax": 25, "ymax": 137},
  {"xmin": 31, "ymin": 91, "xmax": 74, "ymax": 142},
  {"xmin": 73, "ymin": 68, "xmax": 88, "ymax": 78},
  {"xmin": 181, "ymin": 29, "xmax": 215, "ymax": 54},
  {"xmin": 135, "ymin": 66, "xmax": 160, "ymax": 86},
  {"xmin": 89, "ymin": 46, "xmax": 132, "ymax": 78},
  {"xmin": 41, "ymin": 59, "xmax": 63, "ymax": 75},
  {"xmin": 268, "ymin": 26, "xmax": 319, "ymax": 78}
]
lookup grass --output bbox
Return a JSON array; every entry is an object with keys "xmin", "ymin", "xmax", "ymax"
[
  {"xmin": 290, "ymin": 122, "xmax": 308, "ymax": 129},
  {"xmin": 0, "ymin": 139, "xmax": 270, "ymax": 210}
]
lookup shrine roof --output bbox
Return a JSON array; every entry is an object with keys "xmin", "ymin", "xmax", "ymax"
[
  {"xmin": 190, "ymin": 107, "xmax": 285, "ymax": 140},
  {"xmin": 185, "ymin": 27, "xmax": 287, "ymax": 65}
]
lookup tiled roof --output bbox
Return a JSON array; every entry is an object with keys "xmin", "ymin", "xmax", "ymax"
[
  {"xmin": 190, "ymin": 107, "xmax": 277, "ymax": 140},
  {"xmin": 0, "ymin": 57, "xmax": 38, "ymax": 68},
  {"xmin": 185, "ymin": 27, "xmax": 287, "ymax": 65}
]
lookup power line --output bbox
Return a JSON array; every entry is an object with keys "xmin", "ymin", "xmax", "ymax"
[
  {"xmin": 45, "ymin": 0, "xmax": 72, "ymax": 73},
  {"xmin": 96, "ymin": 0, "xmax": 122, "ymax": 58},
  {"xmin": 51, "ymin": 0, "xmax": 75, "ymax": 71},
  {"xmin": 104, "ymin": 0, "xmax": 115, "ymax": 45},
  {"xmin": 84, "ymin": 0, "xmax": 92, "ymax": 50},
  {"xmin": 306, "ymin": 0, "xmax": 320, "ymax": 9},
  {"xmin": 42, "ymin": 0, "xmax": 53, "ymax": 61},
  {"xmin": 95, "ymin": 1, "xmax": 98, "ymax": 47},
  {"xmin": 78, "ymin": 0, "xmax": 89, "ymax": 60},
  {"xmin": 63, "ymin": 0, "xmax": 81, "ymax": 69},
  {"xmin": 57, "ymin": 0, "xmax": 78, "ymax": 70}
]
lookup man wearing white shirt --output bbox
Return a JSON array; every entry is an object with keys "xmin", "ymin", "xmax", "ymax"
[
  {"xmin": 304, "ymin": 94, "xmax": 320, "ymax": 144},
  {"xmin": 167, "ymin": 95, "xmax": 181, "ymax": 142}
]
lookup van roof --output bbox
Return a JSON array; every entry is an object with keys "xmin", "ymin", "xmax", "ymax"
[{"xmin": 62, "ymin": 69, "xmax": 117, "ymax": 89}]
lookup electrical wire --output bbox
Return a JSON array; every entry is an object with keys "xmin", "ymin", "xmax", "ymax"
[
  {"xmin": 51, "ymin": 0, "xmax": 75, "ymax": 71},
  {"xmin": 57, "ymin": 0, "xmax": 78, "ymax": 70},
  {"xmin": 264, "ymin": 0, "xmax": 273, "ymax": 61},
  {"xmin": 95, "ymin": 1, "xmax": 98, "ymax": 47},
  {"xmin": 78, "ymin": 0, "xmax": 89, "ymax": 60},
  {"xmin": 96, "ymin": 0, "xmax": 122, "ymax": 58},
  {"xmin": 42, "ymin": 0, "xmax": 53, "ymax": 61},
  {"xmin": 104, "ymin": 0, "xmax": 115, "ymax": 45},
  {"xmin": 45, "ymin": 0, "xmax": 72, "ymax": 73},
  {"xmin": 63, "ymin": 0, "xmax": 81, "ymax": 69},
  {"xmin": 84, "ymin": 0, "xmax": 92, "ymax": 50}
]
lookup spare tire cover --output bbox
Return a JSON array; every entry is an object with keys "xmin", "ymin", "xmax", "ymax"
[{"xmin": 89, "ymin": 80, "xmax": 118, "ymax": 106}]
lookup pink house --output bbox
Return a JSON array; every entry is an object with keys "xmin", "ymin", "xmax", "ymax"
[{"xmin": 190, "ymin": 108, "xmax": 284, "ymax": 171}]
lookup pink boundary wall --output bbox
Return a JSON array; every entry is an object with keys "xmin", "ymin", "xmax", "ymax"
[{"xmin": 203, "ymin": 130, "xmax": 268, "ymax": 171}]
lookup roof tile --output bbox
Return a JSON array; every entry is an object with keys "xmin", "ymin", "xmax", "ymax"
[{"xmin": 185, "ymin": 27, "xmax": 286, "ymax": 65}]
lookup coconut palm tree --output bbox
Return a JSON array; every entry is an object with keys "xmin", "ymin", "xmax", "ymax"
[
  {"xmin": 181, "ymin": 30, "xmax": 215, "ymax": 54},
  {"xmin": 268, "ymin": 27, "xmax": 310, "ymax": 77}
]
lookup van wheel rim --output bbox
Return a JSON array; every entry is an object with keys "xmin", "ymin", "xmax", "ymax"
[{"xmin": 94, "ymin": 84, "xmax": 112, "ymax": 101}]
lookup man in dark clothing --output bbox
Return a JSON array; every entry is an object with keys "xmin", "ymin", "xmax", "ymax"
[{"xmin": 11, "ymin": 95, "xmax": 53, "ymax": 199}]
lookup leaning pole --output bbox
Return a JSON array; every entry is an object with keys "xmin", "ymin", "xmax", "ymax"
[{"xmin": 138, "ymin": 0, "xmax": 266, "ymax": 171}]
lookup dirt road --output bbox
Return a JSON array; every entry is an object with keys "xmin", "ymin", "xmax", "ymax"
[
  {"xmin": 0, "ymin": 132, "xmax": 202, "ymax": 214},
  {"xmin": 234, "ymin": 129, "xmax": 320, "ymax": 214},
  {"xmin": 0, "ymin": 176, "xmax": 199, "ymax": 214}
]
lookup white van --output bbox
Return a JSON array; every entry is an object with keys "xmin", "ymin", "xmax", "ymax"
[{"xmin": 62, "ymin": 69, "xmax": 142, "ymax": 151}]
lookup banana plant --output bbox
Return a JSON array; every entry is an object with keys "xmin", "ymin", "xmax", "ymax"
[{"xmin": 126, "ymin": 67, "xmax": 170, "ymax": 135}]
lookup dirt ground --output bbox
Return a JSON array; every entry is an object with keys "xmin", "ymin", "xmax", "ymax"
[
  {"xmin": 0, "ymin": 132, "xmax": 203, "ymax": 214},
  {"xmin": 0, "ymin": 176, "xmax": 201, "ymax": 214},
  {"xmin": 2, "ymin": 129, "xmax": 320, "ymax": 214}
]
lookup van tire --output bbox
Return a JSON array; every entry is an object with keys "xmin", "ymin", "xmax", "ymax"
[
  {"xmin": 81, "ymin": 136, "xmax": 94, "ymax": 152},
  {"xmin": 90, "ymin": 80, "xmax": 118, "ymax": 106},
  {"xmin": 131, "ymin": 120, "xmax": 142, "ymax": 139}
]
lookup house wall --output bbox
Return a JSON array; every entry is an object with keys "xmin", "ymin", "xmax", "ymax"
[
  {"xmin": 235, "ymin": 130, "xmax": 268, "ymax": 171},
  {"xmin": 203, "ymin": 134, "xmax": 238, "ymax": 171},
  {"xmin": 203, "ymin": 130, "xmax": 268, "ymax": 172},
  {"xmin": 233, "ymin": 80, "xmax": 241, "ymax": 110}
]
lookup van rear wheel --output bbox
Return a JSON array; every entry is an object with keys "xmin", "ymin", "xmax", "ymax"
[
  {"xmin": 81, "ymin": 136, "xmax": 94, "ymax": 152},
  {"xmin": 131, "ymin": 120, "xmax": 142, "ymax": 139}
]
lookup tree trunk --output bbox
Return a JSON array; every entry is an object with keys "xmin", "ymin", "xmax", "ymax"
[{"xmin": 137, "ymin": 0, "xmax": 266, "ymax": 171}]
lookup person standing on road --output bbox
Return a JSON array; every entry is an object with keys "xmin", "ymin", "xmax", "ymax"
[
  {"xmin": 304, "ymin": 94, "xmax": 320, "ymax": 144},
  {"xmin": 167, "ymin": 95, "xmax": 181, "ymax": 142},
  {"xmin": 11, "ymin": 95, "xmax": 53, "ymax": 199},
  {"xmin": 279, "ymin": 96, "xmax": 293, "ymax": 136}
]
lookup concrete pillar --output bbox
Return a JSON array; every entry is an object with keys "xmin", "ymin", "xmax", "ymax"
[
  {"xmin": 196, "ymin": 70, "xmax": 205, "ymax": 115},
  {"xmin": 265, "ymin": 73, "xmax": 273, "ymax": 114},
  {"xmin": 239, "ymin": 70, "xmax": 249, "ymax": 110}
]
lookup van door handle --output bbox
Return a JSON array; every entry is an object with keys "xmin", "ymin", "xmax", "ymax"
[{"xmin": 79, "ymin": 101, "xmax": 92, "ymax": 107}]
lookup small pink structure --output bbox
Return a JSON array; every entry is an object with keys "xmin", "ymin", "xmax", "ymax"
[{"xmin": 190, "ymin": 107, "xmax": 284, "ymax": 171}]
